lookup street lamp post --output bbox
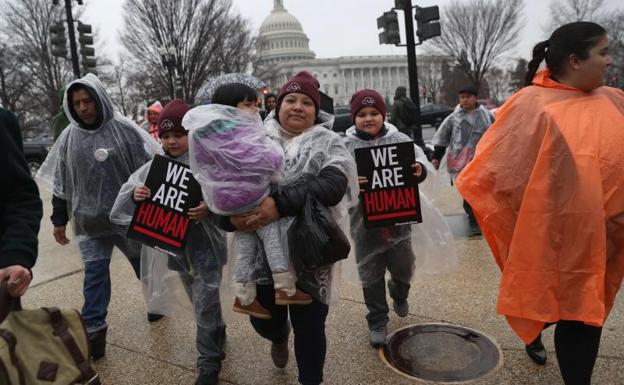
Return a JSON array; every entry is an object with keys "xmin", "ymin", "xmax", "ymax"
[{"xmin": 158, "ymin": 45, "xmax": 176, "ymax": 100}]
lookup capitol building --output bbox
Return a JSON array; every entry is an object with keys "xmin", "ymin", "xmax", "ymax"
[{"xmin": 254, "ymin": 0, "xmax": 448, "ymax": 106}]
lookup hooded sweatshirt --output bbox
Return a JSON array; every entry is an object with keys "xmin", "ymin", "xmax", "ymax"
[
  {"xmin": 456, "ymin": 70, "xmax": 624, "ymax": 344},
  {"xmin": 38, "ymin": 73, "xmax": 161, "ymax": 238},
  {"xmin": 142, "ymin": 101, "xmax": 163, "ymax": 141}
]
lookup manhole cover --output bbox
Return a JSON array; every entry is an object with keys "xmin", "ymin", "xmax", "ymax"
[{"xmin": 380, "ymin": 323, "xmax": 502, "ymax": 383}]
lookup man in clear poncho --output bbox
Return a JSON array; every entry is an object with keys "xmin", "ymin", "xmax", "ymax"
[
  {"xmin": 111, "ymin": 100, "xmax": 227, "ymax": 385},
  {"xmin": 36, "ymin": 73, "xmax": 161, "ymax": 360}
]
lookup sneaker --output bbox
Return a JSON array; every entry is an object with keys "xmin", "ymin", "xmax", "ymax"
[
  {"xmin": 88, "ymin": 326, "xmax": 108, "ymax": 361},
  {"xmin": 271, "ymin": 326, "xmax": 290, "ymax": 368},
  {"xmin": 147, "ymin": 313, "xmax": 164, "ymax": 322},
  {"xmin": 393, "ymin": 300, "xmax": 409, "ymax": 317},
  {"xmin": 369, "ymin": 326, "xmax": 387, "ymax": 348},
  {"xmin": 275, "ymin": 288, "xmax": 313, "ymax": 305},
  {"xmin": 195, "ymin": 371, "xmax": 219, "ymax": 385},
  {"xmin": 525, "ymin": 334, "xmax": 547, "ymax": 365},
  {"xmin": 469, "ymin": 223, "xmax": 482, "ymax": 236},
  {"xmin": 232, "ymin": 297, "xmax": 272, "ymax": 319}
]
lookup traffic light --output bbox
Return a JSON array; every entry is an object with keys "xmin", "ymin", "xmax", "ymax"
[
  {"xmin": 77, "ymin": 22, "xmax": 96, "ymax": 74},
  {"xmin": 377, "ymin": 11, "xmax": 400, "ymax": 45},
  {"xmin": 49, "ymin": 21, "xmax": 67, "ymax": 58},
  {"xmin": 415, "ymin": 6, "xmax": 441, "ymax": 42}
]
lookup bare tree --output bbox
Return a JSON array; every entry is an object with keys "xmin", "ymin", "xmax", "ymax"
[
  {"xmin": 603, "ymin": 10, "xmax": 624, "ymax": 88},
  {"xmin": 484, "ymin": 66, "xmax": 511, "ymax": 104},
  {"xmin": 431, "ymin": 0, "xmax": 524, "ymax": 91},
  {"xmin": 548, "ymin": 0, "xmax": 605, "ymax": 30},
  {"xmin": 1, "ymin": 0, "xmax": 73, "ymax": 119},
  {"xmin": 418, "ymin": 57, "xmax": 448, "ymax": 104},
  {"xmin": 121, "ymin": 0, "xmax": 256, "ymax": 104}
]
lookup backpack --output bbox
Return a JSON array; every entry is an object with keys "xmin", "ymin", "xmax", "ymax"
[{"xmin": 0, "ymin": 282, "xmax": 100, "ymax": 385}]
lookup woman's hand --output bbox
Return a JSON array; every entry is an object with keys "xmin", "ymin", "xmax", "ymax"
[
  {"xmin": 358, "ymin": 176, "xmax": 368, "ymax": 192},
  {"xmin": 412, "ymin": 162, "xmax": 423, "ymax": 177},
  {"xmin": 134, "ymin": 185, "xmax": 150, "ymax": 201},
  {"xmin": 230, "ymin": 211, "xmax": 257, "ymax": 232},
  {"xmin": 188, "ymin": 201, "xmax": 209, "ymax": 221},
  {"xmin": 245, "ymin": 197, "xmax": 280, "ymax": 230}
]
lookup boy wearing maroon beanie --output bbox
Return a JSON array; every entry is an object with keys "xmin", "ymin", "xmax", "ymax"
[
  {"xmin": 112, "ymin": 99, "xmax": 227, "ymax": 385},
  {"xmin": 344, "ymin": 89, "xmax": 429, "ymax": 348}
]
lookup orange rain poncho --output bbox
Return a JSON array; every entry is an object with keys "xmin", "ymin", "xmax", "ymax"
[{"xmin": 456, "ymin": 70, "xmax": 624, "ymax": 344}]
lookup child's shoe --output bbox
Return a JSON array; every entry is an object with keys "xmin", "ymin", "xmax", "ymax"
[
  {"xmin": 369, "ymin": 326, "xmax": 387, "ymax": 348},
  {"xmin": 232, "ymin": 297, "xmax": 272, "ymax": 319},
  {"xmin": 275, "ymin": 288, "xmax": 313, "ymax": 305}
]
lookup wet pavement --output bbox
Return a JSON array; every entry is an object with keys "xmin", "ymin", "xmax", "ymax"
[{"xmin": 24, "ymin": 186, "xmax": 624, "ymax": 385}]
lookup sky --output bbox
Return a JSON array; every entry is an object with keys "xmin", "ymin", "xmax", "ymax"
[{"xmin": 83, "ymin": 0, "xmax": 622, "ymax": 65}]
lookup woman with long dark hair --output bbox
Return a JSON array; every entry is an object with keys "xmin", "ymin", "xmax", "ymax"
[{"xmin": 456, "ymin": 22, "xmax": 623, "ymax": 385}]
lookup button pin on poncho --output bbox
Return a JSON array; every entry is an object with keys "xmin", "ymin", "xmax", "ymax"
[{"xmin": 94, "ymin": 148, "xmax": 113, "ymax": 162}]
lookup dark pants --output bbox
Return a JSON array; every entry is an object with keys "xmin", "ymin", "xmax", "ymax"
[
  {"xmin": 179, "ymin": 270, "xmax": 226, "ymax": 376},
  {"xmin": 554, "ymin": 321, "xmax": 603, "ymax": 385},
  {"xmin": 355, "ymin": 238, "xmax": 414, "ymax": 330},
  {"xmin": 250, "ymin": 284, "xmax": 329, "ymax": 385},
  {"xmin": 463, "ymin": 199, "xmax": 478, "ymax": 227}
]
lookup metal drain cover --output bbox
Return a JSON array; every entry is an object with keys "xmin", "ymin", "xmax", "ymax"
[{"xmin": 380, "ymin": 323, "xmax": 502, "ymax": 383}]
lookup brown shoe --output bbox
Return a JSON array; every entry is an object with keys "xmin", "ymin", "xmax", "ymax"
[
  {"xmin": 275, "ymin": 288, "xmax": 313, "ymax": 305},
  {"xmin": 232, "ymin": 297, "xmax": 271, "ymax": 319}
]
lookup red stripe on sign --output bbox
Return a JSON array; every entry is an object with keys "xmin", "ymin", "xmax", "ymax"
[
  {"xmin": 132, "ymin": 225, "xmax": 181, "ymax": 247},
  {"xmin": 368, "ymin": 210, "xmax": 418, "ymax": 221}
]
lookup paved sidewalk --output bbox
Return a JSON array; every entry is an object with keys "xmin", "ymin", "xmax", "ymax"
[{"xmin": 25, "ymin": 187, "xmax": 623, "ymax": 385}]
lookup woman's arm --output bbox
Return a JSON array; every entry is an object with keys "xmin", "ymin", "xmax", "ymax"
[{"xmin": 272, "ymin": 166, "xmax": 348, "ymax": 217}]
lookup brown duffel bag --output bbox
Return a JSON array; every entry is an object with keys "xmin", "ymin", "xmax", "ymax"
[{"xmin": 0, "ymin": 281, "xmax": 101, "ymax": 384}]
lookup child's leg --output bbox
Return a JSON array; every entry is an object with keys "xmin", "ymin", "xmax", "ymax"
[
  {"xmin": 386, "ymin": 238, "xmax": 415, "ymax": 305},
  {"xmin": 355, "ymin": 240, "xmax": 390, "ymax": 331},
  {"xmin": 233, "ymin": 231, "xmax": 260, "ymax": 306},
  {"xmin": 256, "ymin": 221, "xmax": 296, "ymax": 296}
]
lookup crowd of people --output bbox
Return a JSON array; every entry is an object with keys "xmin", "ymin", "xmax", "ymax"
[{"xmin": 1, "ymin": 21, "xmax": 622, "ymax": 385}]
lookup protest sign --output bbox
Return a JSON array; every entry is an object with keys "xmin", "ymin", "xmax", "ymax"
[
  {"xmin": 128, "ymin": 155, "xmax": 202, "ymax": 255},
  {"xmin": 354, "ymin": 142, "xmax": 422, "ymax": 228}
]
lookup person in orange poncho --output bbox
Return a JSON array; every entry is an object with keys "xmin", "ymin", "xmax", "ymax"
[{"xmin": 456, "ymin": 22, "xmax": 624, "ymax": 385}]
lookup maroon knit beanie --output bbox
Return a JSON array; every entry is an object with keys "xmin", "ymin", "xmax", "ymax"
[
  {"xmin": 158, "ymin": 99, "xmax": 190, "ymax": 136},
  {"xmin": 278, "ymin": 71, "xmax": 320, "ymax": 110},
  {"xmin": 350, "ymin": 89, "xmax": 387, "ymax": 122}
]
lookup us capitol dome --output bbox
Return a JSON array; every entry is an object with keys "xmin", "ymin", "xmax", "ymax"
[
  {"xmin": 256, "ymin": 0, "xmax": 315, "ymax": 70},
  {"xmin": 254, "ymin": 0, "xmax": 447, "ymax": 106}
]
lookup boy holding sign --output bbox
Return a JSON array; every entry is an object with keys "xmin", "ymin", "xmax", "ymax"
[
  {"xmin": 111, "ymin": 100, "xmax": 227, "ymax": 385},
  {"xmin": 344, "ymin": 90, "xmax": 455, "ymax": 348}
]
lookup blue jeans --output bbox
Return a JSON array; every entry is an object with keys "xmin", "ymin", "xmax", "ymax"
[{"xmin": 78, "ymin": 235, "xmax": 141, "ymax": 332}]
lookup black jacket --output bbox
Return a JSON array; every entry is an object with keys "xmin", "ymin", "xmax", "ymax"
[{"xmin": 0, "ymin": 108, "xmax": 43, "ymax": 269}]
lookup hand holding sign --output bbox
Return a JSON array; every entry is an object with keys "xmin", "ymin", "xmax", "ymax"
[
  {"xmin": 412, "ymin": 163, "xmax": 423, "ymax": 177},
  {"xmin": 355, "ymin": 142, "xmax": 422, "ymax": 228},
  {"xmin": 128, "ymin": 155, "xmax": 202, "ymax": 255},
  {"xmin": 188, "ymin": 201, "xmax": 209, "ymax": 221},
  {"xmin": 134, "ymin": 185, "xmax": 151, "ymax": 202}
]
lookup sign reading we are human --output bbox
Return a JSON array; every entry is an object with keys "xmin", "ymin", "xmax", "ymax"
[
  {"xmin": 355, "ymin": 142, "xmax": 422, "ymax": 228},
  {"xmin": 128, "ymin": 155, "xmax": 202, "ymax": 256}
]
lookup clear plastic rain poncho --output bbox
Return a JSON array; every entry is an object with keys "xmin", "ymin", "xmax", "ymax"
[
  {"xmin": 195, "ymin": 73, "xmax": 265, "ymax": 105},
  {"xmin": 343, "ymin": 123, "xmax": 458, "ymax": 288},
  {"xmin": 230, "ymin": 111, "xmax": 359, "ymax": 305},
  {"xmin": 37, "ymin": 73, "xmax": 162, "ymax": 245},
  {"xmin": 183, "ymin": 104, "xmax": 284, "ymax": 215},
  {"xmin": 110, "ymin": 152, "xmax": 228, "ymax": 327}
]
